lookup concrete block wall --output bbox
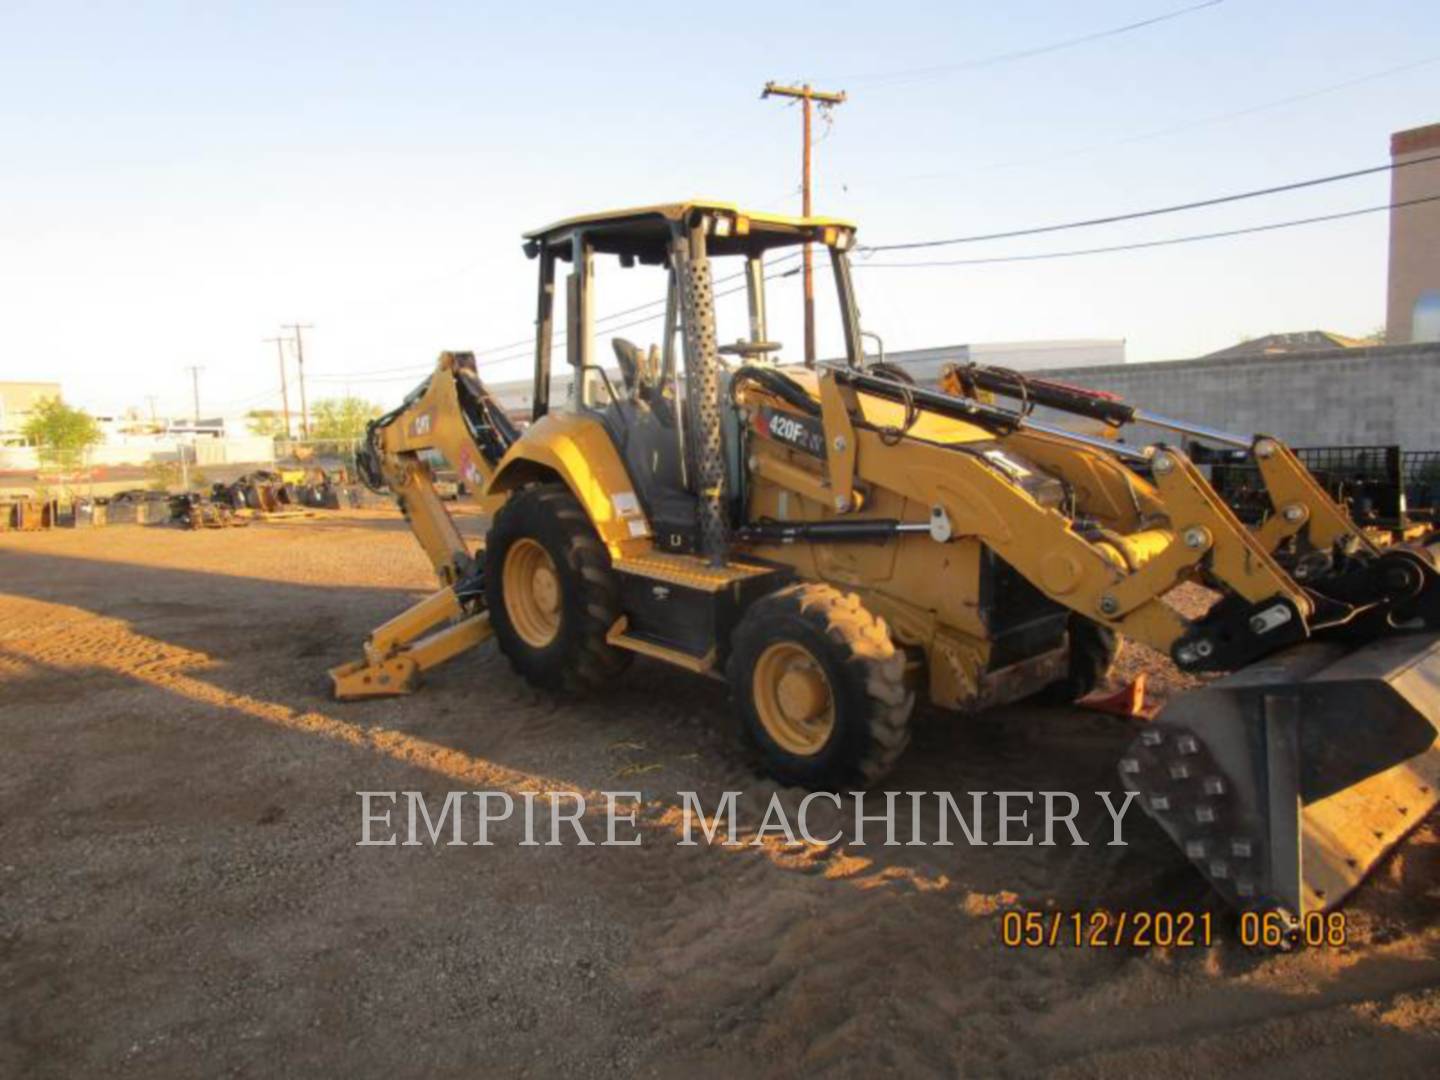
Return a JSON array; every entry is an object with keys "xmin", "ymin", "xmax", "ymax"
[{"xmin": 1029, "ymin": 341, "xmax": 1440, "ymax": 451}]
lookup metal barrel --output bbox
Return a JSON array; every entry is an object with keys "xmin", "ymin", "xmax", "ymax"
[{"xmin": 1119, "ymin": 632, "xmax": 1440, "ymax": 916}]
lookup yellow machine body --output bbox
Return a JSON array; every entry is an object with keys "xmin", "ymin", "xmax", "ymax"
[{"xmin": 331, "ymin": 200, "xmax": 1440, "ymax": 922}]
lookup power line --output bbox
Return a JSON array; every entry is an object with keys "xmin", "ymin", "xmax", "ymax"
[
  {"xmin": 210, "ymin": 381, "xmax": 295, "ymax": 412},
  {"xmin": 861, "ymin": 151, "xmax": 1440, "ymax": 252},
  {"xmin": 306, "ymin": 250, "xmax": 807, "ymax": 381},
  {"xmin": 304, "ymin": 262, "xmax": 807, "ymax": 387},
  {"xmin": 476, "ymin": 263, "xmax": 803, "ymax": 370},
  {"xmin": 909, "ymin": 54, "xmax": 1440, "ymax": 188},
  {"xmin": 469, "ymin": 250, "xmax": 802, "ymax": 358},
  {"xmin": 853, "ymin": 193, "xmax": 1440, "ymax": 268},
  {"xmin": 236, "ymin": 188, "xmax": 1432, "ymax": 401},
  {"xmin": 301, "ymin": 141, "xmax": 1430, "ymax": 384},
  {"xmin": 825, "ymin": 0, "xmax": 1223, "ymax": 88}
]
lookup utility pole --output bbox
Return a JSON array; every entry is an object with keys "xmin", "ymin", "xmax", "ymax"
[
  {"xmin": 144, "ymin": 395, "xmax": 159, "ymax": 424},
  {"xmin": 281, "ymin": 323, "xmax": 314, "ymax": 438},
  {"xmin": 762, "ymin": 81, "xmax": 846, "ymax": 366},
  {"xmin": 184, "ymin": 365, "xmax": 204, "ymax": 425},
  {"xmin": 263, "ymin": 336, "xmax": 293, "ymax": 439}
]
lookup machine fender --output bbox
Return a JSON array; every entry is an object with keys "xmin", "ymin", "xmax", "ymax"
[{"xmin": 484, "ymin": 411, "xmax": 651, "ymax": 557}]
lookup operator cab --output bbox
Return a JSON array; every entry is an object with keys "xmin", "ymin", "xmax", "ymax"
[{"xmin": 522, "ymin": 201, "xmax": 863, "ymax": 552}]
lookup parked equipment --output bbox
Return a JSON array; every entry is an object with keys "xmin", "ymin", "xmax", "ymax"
[
  {"xmin": 332, "ymin": 201, "xmax": 1440, "ymax": 922},
  {"xmin": 169, "ymin": 492, "xmax": 248, "ymax": 529},
  {"xmin": 68, "ymin": 498, "xmax": 107, "ymax": 528},
  {"xmin": 105, "ymin": 489, "xmax": 172, "ymax": 525},
  {"xmin": 1, "ymin": 496, "xmax": 55, "ymax": 531}
]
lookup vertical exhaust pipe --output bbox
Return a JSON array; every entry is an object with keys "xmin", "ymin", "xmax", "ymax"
[{"xmin": 676, "ymin": 238, "xmax": 729, "ymax": 566}]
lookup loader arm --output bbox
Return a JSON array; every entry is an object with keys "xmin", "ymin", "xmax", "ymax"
[
  {"xmin": 747, "ymin": 362, "xmax": 1439, "ymax": 919},
  {"xmin": 939, "ymin": 362, "xmax": 1381, "ymax": 562},
  {"xmin": 752, "ymin": 366, "xmax": 1342, "ymax": 672},
  {"xmin": 332, "ymin": 351, "xmax": 518, "ymax": 699}
]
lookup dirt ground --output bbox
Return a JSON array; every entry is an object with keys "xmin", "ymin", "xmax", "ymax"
[{"xmin": 1, "ymin": 511, "xmax": 1437, "ymax": 1077}]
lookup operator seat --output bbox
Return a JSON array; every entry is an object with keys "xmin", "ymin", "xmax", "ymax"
[
  {"xmin": 601, "ymin": 337, "xmax": 694, "ymax": 549},
  {"xmin": 611, "ymin": 338, "xmax": 660, "ymax": 403}
]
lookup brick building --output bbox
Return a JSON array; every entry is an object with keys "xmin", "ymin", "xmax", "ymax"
[{"xmin": 1386, "ymin": 121, "xmax": 1440, "ymax": 344}]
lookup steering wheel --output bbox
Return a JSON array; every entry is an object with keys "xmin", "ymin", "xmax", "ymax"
[{"xmin": 717, "ymin": 340, "xmax": 783, "ymax": 357}]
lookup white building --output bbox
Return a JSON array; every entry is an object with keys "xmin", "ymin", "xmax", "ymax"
[{"xmin": 0, "ymin": 380, "xmax": 63, "ymax": 445}]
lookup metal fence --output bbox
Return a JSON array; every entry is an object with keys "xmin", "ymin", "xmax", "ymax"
[
  {"xmin": 1196, "ymin": 443, "xmax": 1437, "ymax": 527},
  {"xmin": 1403, "ymin": 451, "xmax": 1440, "ymax": 512}
]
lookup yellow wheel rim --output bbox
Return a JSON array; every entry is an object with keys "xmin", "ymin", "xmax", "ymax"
[
  {"xmin": 753, "ymin": 641, "xmax": 835, "ymax": 756},
  {"xmin": 503, "ymin": 538, "xmax": 562, "ymax": 648}
]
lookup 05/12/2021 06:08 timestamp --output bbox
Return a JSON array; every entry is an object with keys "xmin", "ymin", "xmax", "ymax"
[{"xmin": 999, "ymin": 909, "xmax": 1350, "ymax": 949}]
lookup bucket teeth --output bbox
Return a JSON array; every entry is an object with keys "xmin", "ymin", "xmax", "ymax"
[{"xmin": 1119, "ymin": 634, "xmax": 1440, "ymax": 917}]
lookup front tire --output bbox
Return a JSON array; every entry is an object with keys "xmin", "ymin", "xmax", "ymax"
[
  {"xmin": 485, "ymin": 483, "xmax": 631, "ymax": 692},
  {"xmin": 727, "ymin": 584, "xmax": 914, "ymax": 788}
]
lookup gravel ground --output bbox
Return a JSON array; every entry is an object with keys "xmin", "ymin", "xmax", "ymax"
[{"xmin": 1, "ymin": 513, "xmax": 1437, "ymax": 1077}]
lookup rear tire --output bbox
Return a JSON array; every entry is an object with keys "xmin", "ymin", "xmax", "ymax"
[
  {"xmin": 1037, "ymin": 615, "xmax": 1120, "ymax": 704},
  {"xmin": 485, "ymin": 483, "xmax": 631, "ymax": 692},
  {"xmin": 727, "ymin": 584, "xmax": 914, "ymax": 788}
]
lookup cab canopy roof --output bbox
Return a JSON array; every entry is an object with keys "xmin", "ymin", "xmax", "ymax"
[{"xmin": 522, "ymin": 200, "xmax": 856, "ymax": 264}]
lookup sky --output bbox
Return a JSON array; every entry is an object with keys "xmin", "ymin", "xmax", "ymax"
[{"xmin": 1, "ymin": 0, "xmax": 1437, "ymax": 420}]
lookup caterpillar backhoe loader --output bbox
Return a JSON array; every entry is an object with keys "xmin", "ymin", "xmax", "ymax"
[{"xmin": 332, "ymin": 200, "xmax": 1440, "ymax": 921}]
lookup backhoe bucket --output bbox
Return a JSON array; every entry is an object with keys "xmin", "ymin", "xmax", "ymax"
[{"xmin": 1119, "ymin": 633, "xmax": 1440, "ymax": 916}]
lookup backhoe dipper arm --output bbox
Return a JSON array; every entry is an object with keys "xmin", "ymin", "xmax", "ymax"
[
  {"xmin": 332, "ymin": 351, "xmax": 516, "ymax": 700},
  {"xmin": 358, "ymin": 351, "xmax": 517, "ymax": 585}
]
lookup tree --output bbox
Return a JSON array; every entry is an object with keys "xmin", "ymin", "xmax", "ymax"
[
  {"xmin": 245, "ymin": 409, "xmax": 289, "ymax": 438},
  {"xmin": 309, "ymin": 396, "xmax": 381, "ymax": 441},
  {"xmin": 21, "ymin": 396, "xmax": 102, "ymax": 467}
]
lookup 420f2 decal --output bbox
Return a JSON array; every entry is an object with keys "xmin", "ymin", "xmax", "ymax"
[{"xmin": 754, "ymin": 406, "xmax": 826, "ymax": 458}]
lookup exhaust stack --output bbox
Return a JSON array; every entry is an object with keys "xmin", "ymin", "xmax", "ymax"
[{"xmin": 676, "ymin": 246, "xmax": 730, "ymax": 567}]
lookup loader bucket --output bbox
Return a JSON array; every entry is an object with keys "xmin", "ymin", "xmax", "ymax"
[{"xmin": 1119, "ymin": 633, "xmax": 1440, "ymax": 916}]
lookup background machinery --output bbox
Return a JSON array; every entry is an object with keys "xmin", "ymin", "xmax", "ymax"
[{"xmin": 333, "ymin": 200, "xmax": 1440, "ymax": 923}]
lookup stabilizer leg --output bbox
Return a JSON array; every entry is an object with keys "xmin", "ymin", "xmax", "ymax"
[{"xmin": 330, "ymin": 587, "xmax": 493, "ymax": 700}]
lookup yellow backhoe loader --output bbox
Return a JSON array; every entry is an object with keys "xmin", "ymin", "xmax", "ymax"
[{"xmin": 332, "ymin": 200, "xmax": 1440, "ymax": 922}]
